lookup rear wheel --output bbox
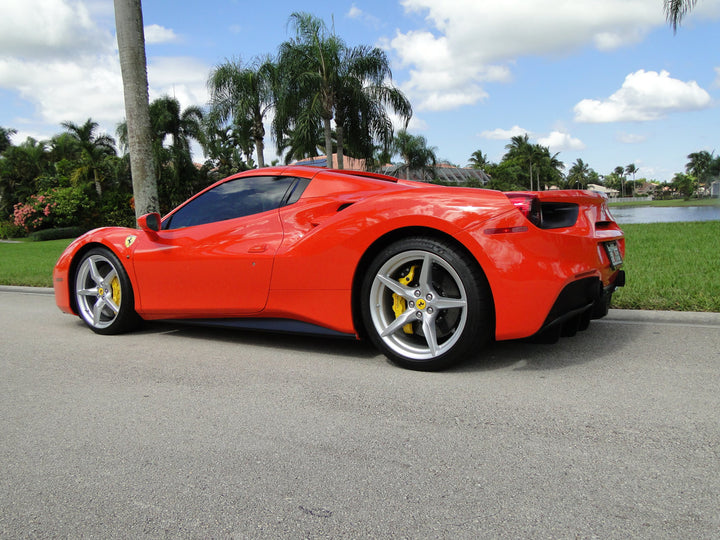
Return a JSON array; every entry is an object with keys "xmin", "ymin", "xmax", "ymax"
[
  {"xmin": 361, "ymin": 237, "xmax": 493, "ymax": 371},
  {"xmin": 74, "ymin": 248, "xmax": 139, "ymax": 334}
]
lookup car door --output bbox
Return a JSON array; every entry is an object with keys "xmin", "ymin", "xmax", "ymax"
[{"xmin": 130, "ymin": 176, "xmax": 296, "ymax": 318}]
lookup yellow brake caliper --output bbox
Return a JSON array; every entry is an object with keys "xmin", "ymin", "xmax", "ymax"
[
  {"xmin": 392, "ymin": 265, "xmax": 417, "ymax": 334},
  {"xmin": 110, "ymin": 277, "xmax": 121, "ymax": 306}
]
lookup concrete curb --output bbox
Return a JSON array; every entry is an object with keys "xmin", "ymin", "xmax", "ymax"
[
  {"xmin": 604, "ymin": 308, "xmax": 720, "ymax": 327},
  {"xmin": 2, "ymin": 285, "xmax": 719, "ymax": 326},
  {"xmin": 0, "ymin": 285, "xmax": 54, "ymax": 295}
]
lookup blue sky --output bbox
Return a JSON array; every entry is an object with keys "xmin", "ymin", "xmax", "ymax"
[{"xmin": 1, "ymin": 0, "xmax": 719, "ymax": 182}]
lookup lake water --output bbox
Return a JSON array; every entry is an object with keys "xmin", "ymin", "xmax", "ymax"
[{"xmin": 610, "ymin": 205, "xmax": 720, "ymax": 224}]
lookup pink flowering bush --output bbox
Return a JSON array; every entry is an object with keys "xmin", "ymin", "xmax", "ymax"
[
  {"xmin": 13, "ymin": 194, "xmax": 58, "ymax": 232},
  {"xmin": 11, "ymin": 186, "xmax": 94, "ymax": 232}
]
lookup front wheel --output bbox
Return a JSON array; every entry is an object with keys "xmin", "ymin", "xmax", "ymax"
[
  {"xmin": 360, "ymin": 237, "xmax": 493, "ymax": 371},
  {"xmin": 74, "ymin": 247, "xmax": 139, "ymax": 335}
]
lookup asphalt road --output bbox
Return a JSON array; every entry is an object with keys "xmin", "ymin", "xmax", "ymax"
[{"xmin": 1, "ymin": 287, "xmax": 719, "ymax": 538}]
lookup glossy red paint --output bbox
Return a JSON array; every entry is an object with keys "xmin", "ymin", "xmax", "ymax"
[{"xmin": 53, "ymin": 166, "xmax": 624, "ymax": 344}]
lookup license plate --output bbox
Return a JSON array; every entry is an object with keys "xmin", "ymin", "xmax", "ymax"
[{"xmin": 604, "ymin": 241, "xmax": 623, "ymax": 269}]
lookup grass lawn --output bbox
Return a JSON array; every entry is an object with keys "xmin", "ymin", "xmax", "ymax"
[
  {"xmin": 611, "ymin": 221, "xmax": 720, "ymax": 312},
  {"xmin": 0, "ymin": 239, "xmax": 73, "ymax": 287},
  {"xmin": 1, "ymin": 221, "xmax": 719, "ymax": 311}
]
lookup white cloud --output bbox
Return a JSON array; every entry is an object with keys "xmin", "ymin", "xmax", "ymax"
[
  {"xmin": 0, "ymin": 0, "xmax": 113, "ymax": 59},
  {"xmin": 573, "ymin": 70, "xmax": 712, "ymax": 122},
  {"xmin": 144, "ymin": 24, "xmax": 180, "ymax": 44},
  {"xmin": 537, "ymin": 131, "xmax": 586, "ymax": 152},
  {"xmin": 480, "ymin": 126, "xmax": 531, "ymax": 140},
  {"xmin": 148, "ymin": 57, "xmax": 211, "ymax": 108},
  {"xmin": 348, "ymin": 4, "xmax": 363, "ymax": 19},
  {"xmin": 390, "ymin": 0, "xmax": 665, "ymax": 111}
]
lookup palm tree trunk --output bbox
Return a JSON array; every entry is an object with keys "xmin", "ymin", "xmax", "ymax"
[
  {"xmin": 114, "ymin": 0, "xmax": 158, "ymax": 218},
  {"xmin": 336, "ymin": 124, "xmax": 345, "ymax": 170},
  {"xmin": 323, "ymin": 118, "xmax": 333, "ymax": 169},
  {"xmin": 93, "ymin": 169, "xmax": 103, "ymax": 198}
]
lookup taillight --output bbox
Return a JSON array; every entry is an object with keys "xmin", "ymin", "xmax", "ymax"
[{"xmin": 505, "ymin": 192, "xmax": 542, "ymax": 227}]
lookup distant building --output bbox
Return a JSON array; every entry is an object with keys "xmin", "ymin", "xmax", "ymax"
[
  {"xmin": 711, "ymin": 181, "xmax": 719, "ymax": 198},
  {"xmin": 588, "ymin": 184, "xmax": 619, "ymax": 197},
  {"xmin": 380, "ymin": 163, "xmax": 490, "ymax": 185}
]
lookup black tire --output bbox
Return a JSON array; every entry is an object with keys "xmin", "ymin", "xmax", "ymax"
[
  {"xmin": 360, "ymin": 237, "xmax": 493, "ymax": 371},
  {"xmin": 73, "ymin": 247, "xmax": 140, "ymax": 335}
]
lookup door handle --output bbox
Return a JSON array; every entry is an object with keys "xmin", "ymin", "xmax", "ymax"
[{"xmin": 248, "ymin": 244, "xmax": 268, "ymax": 253}]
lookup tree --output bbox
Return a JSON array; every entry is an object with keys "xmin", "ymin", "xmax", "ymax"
[
  {"xmin": 119, "ymin": 96, "xmax": 205, "ymax": 209},
  {"xmin": 468, "ymin": 149, "xmax": 489, "ymax": 169},
  {"xmin": 333, "ymin": 45, "xmax": 411, "ymax": 169},
  {"xmin": 392, "ymin": 130, "xmax": 437, "ymax": 180},
  {"xmin": 276, "ymin": 13, "xmax": 341, "ymax": 168},
  {"xmin": 208, "ymin": 57, "xmax": 275, "ymax": 168},
  {"xmin": 685, "ymin": 150, "xmax": 714, "ymax": 184},
  {"xmin": 61, "ymin": 119, "xmax": 116, "ymax": 198},
  {"xmin": 276, "ymin": 12, "xmax": 411, "ymax": 169},
  {"xmin": 114, "ymin": 0, "xmax": 158, "ymax": 218},
  {"xmin": 0, "ymin": 137, "xmax": 50, "ymax": 216},
  {"xmin": 665, "ymin": 0, "xmax": 698, "ymax": 32},
  {"xmin": 613, "ymin": 165, "xmax": 627, "ymax": 196},
  {"xmin": 503, "ymin": 135, "xmax": 563, "ymax": 190},
  {"xmin": 568, "ymin": 158, "xmax": 591, "ymax": 189},
  {"xmin": 0, "ymin": 127, "xmax": 16, "ymax": 155}
]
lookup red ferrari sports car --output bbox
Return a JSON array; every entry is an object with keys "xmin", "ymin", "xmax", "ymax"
[{"xmin": 53, "ymin": 166, "xmax": 625, "ymax": 370}]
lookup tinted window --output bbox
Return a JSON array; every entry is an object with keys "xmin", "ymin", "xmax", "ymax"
[{"xmin": 164, "ymin": 176, "xmax": 296, "ymax": 229}]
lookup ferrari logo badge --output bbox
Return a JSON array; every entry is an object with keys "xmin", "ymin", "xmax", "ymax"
[
  {"xmin": 416, "ymin": 299, "xmax": 427, "ymax": 310},
  {"xmin": 125, "ymin": 235, "xmax": 137, "ymax": 248}
]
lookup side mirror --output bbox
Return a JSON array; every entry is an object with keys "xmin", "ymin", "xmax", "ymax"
[{"xmin": 137, "ymin": 212, "xmax": 161, "ymax": 232}]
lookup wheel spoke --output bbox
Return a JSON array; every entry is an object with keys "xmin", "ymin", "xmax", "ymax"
[
  {"xmin": 422, "ymin": 316, "xmax": 439, "ymax": 356},
  {"xmin": 377, "ymin": 274, "xmax": 411, "ymax": 298},
  {"xmin": 104, "ymin": 297, "xmax": 120, "ymax": 315},
  {"xmin": 92, "ymin": 299, "xmax": 105, "ymax": 326},
  {"xmin": 88, "ymin": 258, "xmax": 102, "ymax": 285},
  {"xmin": 77, "ymin": 287, "xmax": 99, "ymax": 297},
  {"xmin": 434, "ymin": 296, "xmax": 467, "ymax": 310},
  {"xmin": 380, "ymin": 309, "xmax": 416, "ymax": 338},
  {"xmin": 418, "ymin": 253, "xmax": 433, "ymax": 291}
]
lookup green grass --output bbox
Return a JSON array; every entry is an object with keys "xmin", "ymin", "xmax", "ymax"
[
  {"xmin": 1, "ymin": 222, "xmax": 719, "ymax": 311},
  {"xmin": 0, "ymin": 239, "xmax": 74, "ymax": 287},
  {"xmin": 612, "ymin": 221, "xmax": 720, "ymax": 312}
]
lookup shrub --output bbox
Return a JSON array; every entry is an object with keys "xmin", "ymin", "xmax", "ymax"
[
  {"xmin": 29, "ymin": 226, "xmax": 88, "ymax": 242},
  {"xmin": 13, "ymin": 194, "xmax": 57, "ymax": 232},
  {"xmin": 12, "ymin": 186, "xmax": 96, "ymax": 232},
  {"xmin": 0, "ymin": 220, "xmax": 27, "ymax": 239}
]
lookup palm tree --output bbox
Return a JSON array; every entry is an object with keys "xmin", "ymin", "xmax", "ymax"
[
  {"xmin": 665, "ymin": 0, "xmax": 698, "ymax": 32},
  {"xmin": 0, "ymin": 126, "xmax": 16, "ymax": 155},
  {"xmin": 118, "ymin": 96, "xmax": 205, "ymax": 208},
  {"xmin": 625, "ymin": 163, "xmax": 638, "ymax": 196},
  {"xmin": 685, "ymin": 150, "xmax": 714, "ymax": 184},
  {"xmin": 392, "ymin": 130, "xmax": 437, "ymax": 180},
  {"xmin": 568, "ymin": 159, "xmax": 591, "ymax": 189},
  {"xmin": 113, "ymin": 0, "xmax": 158, "ymax": 216},
  {"xmin": 276, "ymin": 12, "xmax": 411, "ymax": 169},
  {"xmin": 61, "ymin": 119, "xmax": 116, "ymax": 198},
  {"xmin": 276, "ymin": 13, "xmax": 341, "ymax": 168},
  {"xmin": 468, "ymin": 149, "xmax": 489, "ymax": 169},
  {"xmin": 208, "ymin": 57, "xmax": 275, "ymax": 168},
  {"xmin": 333, "ymin": 45, "xmax": 411, "ymax": 169}
]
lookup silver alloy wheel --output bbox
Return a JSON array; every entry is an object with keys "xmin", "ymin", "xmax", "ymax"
[
  {"xmin": 368, "ymin": 249, "xmax": 468, "ymax": 361},
  {"xmin": 75, "ymin": 253, "xmax": 122, "ymax": 330}
]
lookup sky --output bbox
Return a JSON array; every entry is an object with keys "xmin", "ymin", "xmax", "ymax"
[{"xmin": 1, "ymin": 0, "xmax": 719, "ymax": 182}]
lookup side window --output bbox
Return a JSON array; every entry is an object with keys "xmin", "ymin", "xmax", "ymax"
[{"xmin": 164, "ymin": 176, "xmax": 298, "ymax": 229}]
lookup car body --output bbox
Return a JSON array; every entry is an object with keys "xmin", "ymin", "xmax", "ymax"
[{"xmin": 53, "ymin": 166, "xmax": 625, "ymax": 370}]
